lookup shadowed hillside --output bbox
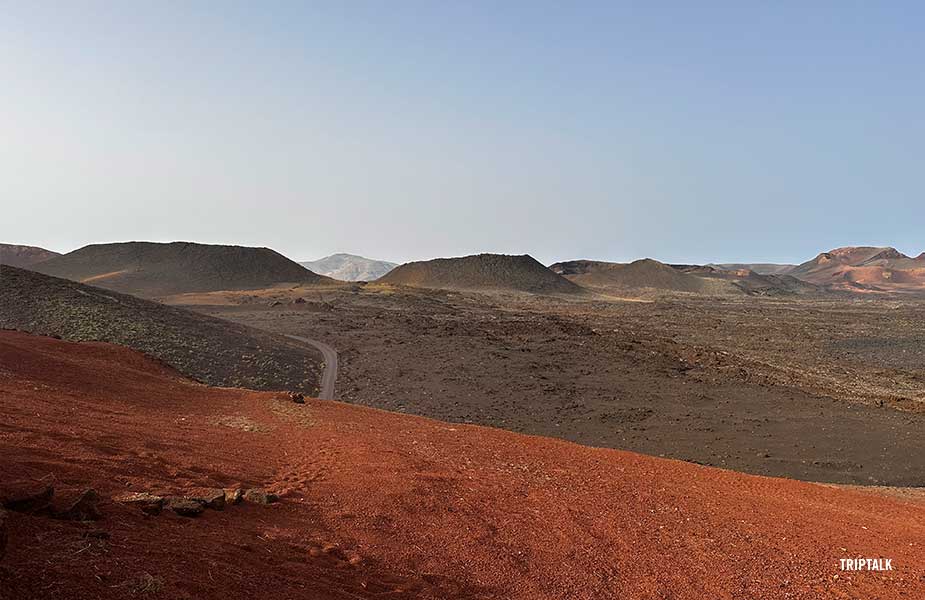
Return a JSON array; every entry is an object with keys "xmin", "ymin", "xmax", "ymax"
[
  {"xmin": 0, "ymin": 265, "xmax": 322, "ymax": 394},
  {"xmin": 32, "ymin": 241, "xmax": 328, "ymax": 298},
  {"xmin": 379, "ymin": 253, "xmax": 582, "ymax": 294},
  {"xmin": 0, "ymin": 243, "xmax": 60, "ymax": 267}
]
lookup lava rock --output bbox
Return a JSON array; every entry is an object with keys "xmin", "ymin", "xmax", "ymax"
[
  {"xmin": 190, "ymin": 488, "xmax": 225, "ymax": 511},
  {"xmin": 165, "ymin": 497, "xmax": 205, "ymax": 517},
  {"xmin": 0, "ymin": 481, "xmax": 54, "ymax": 513},
  {"xmin": 243, "ymin": 488, "xmax": 279, "ymax": 505},
  {"xmin": 113, "ymin": 492, "xmax": 164, "ymax": 516},
  {"xmin": 224, "ymin": 488, "xmax": 244, "ymax": 505},
  {"xmin": 53, "ymin": 488, "xmax": 102, "ymax": 521}
]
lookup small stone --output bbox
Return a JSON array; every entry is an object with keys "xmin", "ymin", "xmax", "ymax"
[
  {"xmin": 53, "ymin": 489, "xmax": 102, "ymax": 521},
  {"xmin": 0, "ymin": 481, "xmax": 54, "ymax": 513},
  {"xmin": 242, "ymin": 488, "xmax": 279, "ymax": 505},
  {"xmin": 224, "ymin": 488, "xmax": 243, "ymax": 505},
  {"xmin": 164, "ymin": 496, "xmax": 205, "ymax": 517},
  {"xmin": 113, "ymin": 492, "xmax": 164, "ymax": 516}
]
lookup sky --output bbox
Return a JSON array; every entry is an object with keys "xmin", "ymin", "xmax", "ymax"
[{"xmin": 2, "ymin": 1, "xmax": 923, "ymax": 266}]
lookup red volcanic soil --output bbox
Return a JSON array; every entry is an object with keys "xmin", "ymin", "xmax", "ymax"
[{"xmin": 1, "ymin": 332, "xmax": 924, "ymax": 599}]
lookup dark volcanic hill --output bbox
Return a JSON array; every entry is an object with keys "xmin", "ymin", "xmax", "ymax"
[
  {"xmin": 551, "ymin": 259, "xmax": 743, "ymax": 295},
  {"xmin": 32, "ymin": 241, "xmax": 328, "ymax": 298},
  {"xmin": 0, "ymin": 243, "xmax": 60, "ymax": 267},
  {"xmin": 0, "ymin": 265, "xmax": 322, "ymax": 394},
  {"xmin": 676, "ymin": 265, "xmax": 818, "ymax": 296},
  {"xmin": 378, "ymin": 253, "xmax": 581, "ymax": 294}
]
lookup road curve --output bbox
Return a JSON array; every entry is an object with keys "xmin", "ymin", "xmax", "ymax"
[{"xmin": 285, "ymin": 334, "xmax": 338, "ymax": 400}]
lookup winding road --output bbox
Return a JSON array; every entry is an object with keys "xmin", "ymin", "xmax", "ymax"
[{"xmin": 285, "ymin": 334, "xmax": 338, "ymax": 400}]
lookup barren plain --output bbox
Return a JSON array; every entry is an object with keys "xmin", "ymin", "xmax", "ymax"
[{"xmin": 179, "ymin": 284, "xmax": 925, "ymax": 487}]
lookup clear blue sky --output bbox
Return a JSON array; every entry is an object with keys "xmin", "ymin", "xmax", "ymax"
[{"xmin": 2, "ymin": 1, "xmax": 922, "ymax": 265}]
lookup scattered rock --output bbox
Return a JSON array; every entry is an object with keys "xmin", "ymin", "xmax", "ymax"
[
  {"xmin": 269, "ymin": 300, "xmax": 282, "ymax": 307},
  {"xmin": 293, "ymin": 297, "xmax": 306, "ymax": 304},
  {"xmin": 113, "ymin": 492, "xmax": 164, "ymax": 516},
  {"xmin": 243, "ymin": 488, "xmax": 279, "ymax": 505},
  {"xmin": 289, "ymin": 391, "xmax": 305, "ymax": 404},
  {"xmin": 53, "ymin": 488, "xmax": 102, "ymax": 521},
  {"xmin": 189, "ymin": 488, "xmax": 225, "ymax": 511},
  {"xmin": 224, "ymin": 488, "xmax": 244, "ymax": 505},
  {"xmin": 165, "ymin": 497, "xmax": 205, "ymax": 517},
  {"xmin": 0, "ymin": 481, "xmax": 54, "ymax": 513}
]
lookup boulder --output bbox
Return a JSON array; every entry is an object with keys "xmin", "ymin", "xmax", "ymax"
[
  {"xmin": 224, "ymin": 488, "xmax": 244, "ymax": 505},
  {"xmin": 0, "ymin": 481, "xmax": 54, "ymax": 513},
  {"xmin": 164, "ymin": 497, "xmax": 205, "ymax": 517},
  {"xmin": 189, "ymin": 488, "xmax": 225, "ymax": 511},
  {"xmin": 53, "ymin": 488, "xmax": 102, "ymax": 521},
  {"xmin": 243, "ymin": 488, "xmax": 279, "ymax": 505},
  {"xmin": 113, "ymin": 492, "xmax": 164, "ymax": 516}
]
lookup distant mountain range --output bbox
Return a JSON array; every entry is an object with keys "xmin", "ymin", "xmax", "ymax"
[
  {"xmin": 7, "ymin": 240, "xmax": 925, "ymax": 297},
  {"xmin": 549, "ymin": 259, "xmax": 816, "ymax": 296},
  {"xmin": 708, "ymin": 263, "xmax": 796, "ymax": 275},
  {"xmin": 0, "ymin": 243, "xmax": 60, "ymax": 267},
  {"xmin": 551, "ymin": 259, "xmax": 740, "ymax": 295},
  {"xmin": 560, "ymin": 246, "xmax": 925, "ymax": 296},
  {"xmin": 300, "ymin": 253, "xmax": 397, "ymax": 282}
]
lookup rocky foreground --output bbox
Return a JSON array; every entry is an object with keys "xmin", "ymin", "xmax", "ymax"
[{"xmin": 0, "ymin": 331, "xmax": 923, "ymax": 599}]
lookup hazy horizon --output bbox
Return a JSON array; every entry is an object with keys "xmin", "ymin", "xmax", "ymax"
[{"xmin": 3, "ymin": 2, "xmax": 923, "ymax": 266}]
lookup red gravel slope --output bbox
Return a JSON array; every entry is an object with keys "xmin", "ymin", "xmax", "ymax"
[{"xmin": 0, "ymin": 331, "xmax": 923, "ymax": 599}]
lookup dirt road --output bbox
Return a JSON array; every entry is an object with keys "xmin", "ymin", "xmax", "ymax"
[{"xmin": 285, "ymin": 334, "xmax": 337, "ymax": 399}]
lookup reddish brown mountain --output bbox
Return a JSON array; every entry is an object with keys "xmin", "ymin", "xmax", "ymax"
[
  {"xmin": 0, "ymin": 243, "xmax": 60, "ymax": 267},
  {"xmin": 379, "ymin": 253, "xmax": 581, "ymax": 294},
  {"xmin": 789, "ymin": 246, "xmax": 925, "ymax": 293}
]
